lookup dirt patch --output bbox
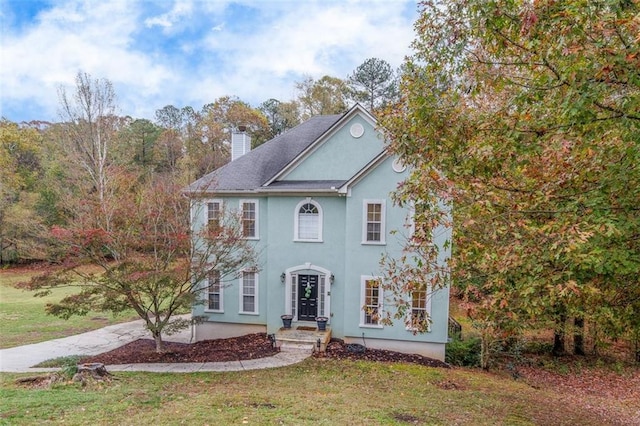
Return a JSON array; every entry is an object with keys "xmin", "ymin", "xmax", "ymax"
[{"xmin": 392, "ymin": 412, "xmax": 422, "ymax": 424}]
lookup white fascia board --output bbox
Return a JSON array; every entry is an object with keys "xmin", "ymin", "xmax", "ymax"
[
  {"xmin": 337, "ymin": 151, "xmax": 390, "ymax": 195},
  {"xmin": 263, "ymin": 104, "xmax": 378, "ymax": 187}
]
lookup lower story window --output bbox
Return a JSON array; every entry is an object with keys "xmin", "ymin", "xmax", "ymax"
[
  {"xmin": 207, "ymin": 270, "xmax": 222, "ymax": 312},
  {"xmin": 240, "ymin": 271, "xmax": 258, "ymax": 314},
  {"xmin": 360, "ymin": 276, "xmax": 382, "ymax": 327},
  {"xmin": 410, "ymin": 289, "xmax": 428, "ymax": 330}
]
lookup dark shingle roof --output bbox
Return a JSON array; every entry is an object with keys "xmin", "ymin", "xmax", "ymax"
[{"xmin": 185, "ymin": 114, "xmax": 343, "ymax": 194}]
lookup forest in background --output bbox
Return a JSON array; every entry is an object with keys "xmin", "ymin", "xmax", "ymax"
[
  {"xmin": 3, "ymin": 0, "xmax": 639, "ymax": 365},
  {"xmin": 0, "ymin": 58, "xmax": 398, "ymax": 265}
]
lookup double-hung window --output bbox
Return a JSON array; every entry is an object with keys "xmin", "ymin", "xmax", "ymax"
[
  {"xmin": 294, "ymin": 199, "xmax": 322, "ymax": 241},
  {"xmin": 360, "ymin": 276, "xmax": 383, "ymax": 327},
  {"xmin": 207, "ymin": 200, "xmax": 222, "ymax": 230},
  {"xmin": 240, "ymin": 271, "xmax": 258, "ymax": 314},
  {"xmin": 240, "ymin": 200, "xmax": 258, "ymax": 239},
  {"xmin": 206, "ymin": 270, "xmax": 223, "ymax": 312},
  {"xmin": 362, "ymin": 200, "xmax": 386, "ymax": 244},
  {"xmin": 409, "ymin": 288, "xmax": 429, "ymax": 331}
]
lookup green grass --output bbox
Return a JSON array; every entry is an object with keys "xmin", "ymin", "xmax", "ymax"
[
  {"xmin": 0, "ymin": 359, "xmax": 628, "ymax": 425},
  {"xmin": 1, "ymin": 269, "xmax": 636, "ymax": 424},
  {"xmin": 33, "ymin": 355, "xmax": 86, "ymax": 368},
  {"xmin": 0, "ymin": 267, "xmax": 137, "ymax": 349}
]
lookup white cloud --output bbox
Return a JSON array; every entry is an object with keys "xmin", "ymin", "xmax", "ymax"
[
  {"xmin": 0, "ymin": 0, "xmax": 417, "ymax": 121},
  {"xmin": 1, "ymin": 0, "xmax": 173, "ymax": 120},
  {"xmin": 144, "ymin": 0, "xmax": 194, "ymax": 30},
  {"xmin": 191, "ymin": 1, "xmax": 415, "ymax": 107}
]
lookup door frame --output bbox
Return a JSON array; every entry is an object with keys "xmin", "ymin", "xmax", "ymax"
[
  {"xmin": 297, "ymin": 274, "xmax": 319, "ymax": 321},
  {"xmin": 283, "ymin": 263, "xmax": 332, "ymax": 322}
]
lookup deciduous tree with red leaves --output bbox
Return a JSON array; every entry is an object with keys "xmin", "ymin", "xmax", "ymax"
[{"xmin": 23, "ymin": 175, "xmax": 258, "ymax": 352}]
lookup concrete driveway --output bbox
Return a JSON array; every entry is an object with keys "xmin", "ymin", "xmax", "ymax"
[
  {"xmin": 0, "ymin": 317, "xmax": 192, "ymax": 373},
  {"xmin": 0, "ymin": 316, "xmax": 311, "ymax": 373}
]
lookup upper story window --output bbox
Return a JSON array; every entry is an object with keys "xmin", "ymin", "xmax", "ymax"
[
  {"xmin": 294, "ymin": 199, "xmax": 323, "ymax": 242},
  {"xmin": 240, "ymin": 200, "xmax": 258, "ymax": 239},
  {"xmin": 409, "ymin": 200, "xmax": 434, "ymax": 244},
  {"xmin": 207, "ymin": 200, "xmax": 222, "ymax": 230},
  {"xmin": 362, "ymin": 200, "xmax": 386, "ymax": 244}
]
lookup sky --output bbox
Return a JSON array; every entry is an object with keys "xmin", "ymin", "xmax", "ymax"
[{"xmin": 0, "ymin": 0, "xmax": 419, "ymax": 123}]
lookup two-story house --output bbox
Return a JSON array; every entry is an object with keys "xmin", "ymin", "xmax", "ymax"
[{"xmin": 185, "ymin": 104, "xmax": 450, "ymax": 360}]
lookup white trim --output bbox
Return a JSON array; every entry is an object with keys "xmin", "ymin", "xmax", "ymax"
[
  {"xmin": 406, "ymin": 285, "xmax": 432, "ymax": 332},
  {"xmin": 239, "ymin": 199, "xmax": 259, "ymax": 240},
  {"xmin": 239, "ymin": 270, "xmax": 259, "ymax": 315},
  {"xmin": 337, "ymin": 151, "xmax": 389, "ymax": 195},
  {"xmin": 350, "ymin": 123, "xmax": 365, "ymax": 138},
  {"xmin": 206, "ymin": 199, "xmax": 223, "ymax": 229},
  {"xmin": 204, "ymin": 270, "xmax": 223, "ymax": 313},
  {"xmin": 283, "ymin": 263, "xmax": 331, "ymax": 322},
  {"xmin": 293, "ymin": 198, "xmax": 323, "ymax": 242},
  {"xmin": 360, "ymin": 275, "xmax": 383, "ymax": 328},
  {"xmin": 189, "ymin": 199, "xmax": 197, "ymax": 230},
  {"xmin": 264, "ymin": 104, "xmax": 378, "ymax": 186},
  {"xmin": 392, "ymin": 158, "xmax": 406, "ymax": 173},
  {"xmin": 362, "ymin": 199, "xmax": 386, "ymax": 245}
]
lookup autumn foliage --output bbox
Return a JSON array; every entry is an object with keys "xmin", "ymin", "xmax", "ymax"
[
  {"xmin": 22, "ymin": 175, "xmax": 258, "ymax": 352},
  {"xmin": 380, "ymin": 0, "xmax": 640, "ymax": 366}
]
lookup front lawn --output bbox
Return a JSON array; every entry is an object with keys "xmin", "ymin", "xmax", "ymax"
[
  {"xmin": 0, "ymin": 266, "xmax": 136, "ymax": 349},
  {"xmin": 1, "ymin": 358, "xmax": 638, "ymax": 425}
]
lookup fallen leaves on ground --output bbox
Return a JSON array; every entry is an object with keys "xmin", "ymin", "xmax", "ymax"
[{"xmin": 83, "ymin": 333, "xmax": 278, "ymax": 364}]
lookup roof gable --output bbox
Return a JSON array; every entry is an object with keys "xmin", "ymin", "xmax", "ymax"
[
  {"xmin": 184, "ymin": 114, "xmax": 342, "ymax": 194},
  {"xmin": 265, "ymin": 104, "xmax": 381, "ymax": 185},
  {"xmin": 184, "ymin": 104, "xmax": 390, "ymax": 196}
]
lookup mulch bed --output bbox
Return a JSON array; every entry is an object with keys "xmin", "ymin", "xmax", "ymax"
[
  {"xmin": 83, "ymin": 333, "xmax": 278, "ymax": 364},
  {"xmin": 314, "ymin": 339, "xmax": 450, "ymax": 368},
  {"xmin": 81, "ymin": 333, "xmax": 449, "ymax": 368}
]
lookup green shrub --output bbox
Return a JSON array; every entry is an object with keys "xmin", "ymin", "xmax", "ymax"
[
  {"xmin": 446, "ymin": 336, "xmax": 482, "ymax": 367},
  {"xmin": 35, "ymin": 354, "xmax": 85, "ymax": 368}
]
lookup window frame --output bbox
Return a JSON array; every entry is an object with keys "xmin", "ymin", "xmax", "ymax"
[
  {"xmin": 206, "ymin": 199, "xmax": 223, "ymax": 231},
  {"xmin": 407, "ymin": 286, "xmax": 432, "ymax": 332},
  {"xmin": 204, "ymin": 269, "xmax": 223, "ymax": 313},
  {"xmin": 239, "ymin": 199, "xmax": 259, "ymax": 240},
  {"xmin": 239, "ymin": 270, "xmax": 259, "ymax": 315},
  {"xmin": 293, "ymin": 198, "xmax": 323, "ymax": 242},
  {"xmin": 362, "ymin": 199, "xmax": 386, "ymax": 245},
  {"xmin": 360, "ymin": 275, "xmax": 384, "ymax": 328}
]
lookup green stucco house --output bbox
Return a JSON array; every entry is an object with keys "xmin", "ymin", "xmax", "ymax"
[{"xmin": 185, "ymin": 104, "xmax": 450, "ymax": 360}]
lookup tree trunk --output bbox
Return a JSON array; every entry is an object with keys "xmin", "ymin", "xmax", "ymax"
[
  {"xmin": 76, "ymin": 363, "xmax": 109, "ymax": 377},
  {"xmin": 635, "ymin": 328, "xmax": 640, "ymax": 364},
  {"xmin": 153, "ymin": 332, "xmax": 165, "ymax": 353},
  {"xmin": 552, "ymin": 311, "xmax": 567, "ymax": 357},
  {"xmin": 573, "ymin": 317, "xmax": 585, "ymax": 356},
  {"xmin": 480, "ymin": 328, "xmax": 492, "ymax": 370}
]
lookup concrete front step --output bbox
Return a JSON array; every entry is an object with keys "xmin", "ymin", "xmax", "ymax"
[
  {"xmin": 274, "ymin": 327, "xmax": 332, "ymax": 352},
  {"xmin": 279, "ymin": 342, "xmax": 316, "ymax": 353}
]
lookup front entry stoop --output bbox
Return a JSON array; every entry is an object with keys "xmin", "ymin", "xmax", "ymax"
[{"xmin": 275, "ymin": 327, "xmax": 331, "ymax": 353}]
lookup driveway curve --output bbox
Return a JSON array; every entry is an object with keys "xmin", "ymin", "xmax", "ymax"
[{"xmin": 0, "ymin": 317, "xmax": 310, "ymax": 373}]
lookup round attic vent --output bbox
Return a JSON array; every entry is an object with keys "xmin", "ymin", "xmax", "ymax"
[
  {"xmin": 392, "ymin": 158, "xmax": 406, "ymax": 173},
  {"xmin": 350, "ymin": 123, "xmax": 364, "ymax": 138}
]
